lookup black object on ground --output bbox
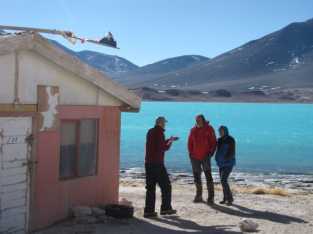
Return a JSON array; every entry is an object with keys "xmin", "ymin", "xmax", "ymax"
[{"xmin": 104, "ymin": 204, "xmax": 134, "ymax": 219}]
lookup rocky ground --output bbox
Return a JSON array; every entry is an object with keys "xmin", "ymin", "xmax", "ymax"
[{"xmin": 35, "ymin": 179, "xmax": 313, "ymax": 234}]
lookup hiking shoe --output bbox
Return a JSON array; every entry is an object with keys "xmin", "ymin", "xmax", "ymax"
[
  {"xmin": 226, "ymin": 201, "xmax": 233, "ymax": 206},
  {"xmin": 160, "ymin": 209, "xmax": 177, "ymax": 215},
  {"xmin": 143, "ymin": 211, "xmax": 158, "ymax": 218},
  {"xmin": 194, "ymin": 185, "xmax": 203, "ymax": 203}
]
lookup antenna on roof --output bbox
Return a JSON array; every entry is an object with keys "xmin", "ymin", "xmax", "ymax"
[{"xmin": 0, "ymin": 25, "xmax": 119, "ymax": 49}]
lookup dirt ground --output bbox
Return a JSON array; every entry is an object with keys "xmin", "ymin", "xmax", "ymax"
[{"xmin": 35, "ymin": 181, "xmax": 313, "ymax": 234}]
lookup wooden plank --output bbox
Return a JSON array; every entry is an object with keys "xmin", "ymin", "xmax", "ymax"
[
  {"xmin": 0, "ymin": 226, "xmax": 25, "ymax": 234},
  {"xmin": 0, "ymin": 190, "xmax": 26, "ymax": 202},
  {"xmin": 0, "ymin": 104, "xmax": 37, "ymax": 112},
  {"xmin": 2, "ymin": 144, "xmax": 28, "ymax": 161},
  {"xmin": 13, "ymin": 230, "xmax": 26, "ymax": 234},
  {"xmin": 1, "ymin": 198, "xmax": 25, "ymax": 209},
  {"xmin": 1, "ymin": 173, "xmax": 26, "ymax": 185},
  {"xmin": 0, "ymin": 117, "xmax": 32, "ymax": 135},
  {"xmin": 0, "ymin": 25, "xmax": 70, "ymax": 36},
  {"xmin": 0, "ymin": 214, "xmax": 25, "ymax": 233},
  {"xmin": 1, "ymin": 190, "xmax": 25, "ymax": 202},
  {"xmin": 0, "ymin": 166, "xmax": 27, "ymax": 176},
  {"xmin": 1, "ymin": 181, "xmax": 26, "ymax": 193},
  {"xmin": 2, "ymin": 160, "xmax": 26, "ymax": 169},
  {"xmin": 2, "ymin": 136, "xmax": 27, "ymax": 145},
  {"xmin": 1, "ymin": 206, "xmax": 26, "ymax": 217}
]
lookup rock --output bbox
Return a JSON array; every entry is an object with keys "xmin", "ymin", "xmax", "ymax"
[
  {"xmin": 186, "ymin": 90, "xmax": 202, "ymax": 95},
  {"xmin": 72, "ymin": 206, "xmax": 92, "ymax": 217},
  {"xmin": 98, "ymin": 215, "xmax": 113, "ymax": 223},
  {"xmin": 119, "ymin": 198, "xmax": 133, "ymax": 207},
  {"xmin": 75, "ymin": 216, "xmax": 98, "ymax": 224},
  {"xmin": 239, "ymin": 219, "xmax": 259, "ymax": 232},
  {"xmin": 166, "ymin": 89, "xmax": 182, "ymax": 96},
  {"xmin": 242, "ymin": 90, "xmax": 266, "ymax": 96},
  {"xmin": 211, "ymin": 89, "xmax": 232, "ymax": 97},
  {"xmin": 92, "ymin": 207, "xmax": 106, "ymax": 217}
]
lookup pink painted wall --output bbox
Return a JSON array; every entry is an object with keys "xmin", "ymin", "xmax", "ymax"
[{"xmin": 32, "ymin": 106, "xmax": 121, "ymax": 230}]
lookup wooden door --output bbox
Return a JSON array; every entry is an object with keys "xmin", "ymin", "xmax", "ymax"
[{"xmin": 0, "ymin": 117, "xmax": 32, "ymax": 233}]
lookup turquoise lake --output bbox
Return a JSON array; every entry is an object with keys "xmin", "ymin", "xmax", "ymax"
[{"xmin": 121, "ymin": 102, "xmax": 313, "ymax": 175}]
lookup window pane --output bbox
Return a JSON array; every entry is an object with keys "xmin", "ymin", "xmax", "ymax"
[
  {"xmin": 79, "ymin": 120, "xmax": 97, "ymax": 176},
  {"xmin": 60, "ymin": 122, "xmax": 77, "ymax": 178}
]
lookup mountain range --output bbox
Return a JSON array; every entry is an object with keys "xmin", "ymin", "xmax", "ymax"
[
  {"xmin": 49, "ymin": 40, "xmax": 138, "ymax": 75},
  {"xmin": 52, "ymin": 17, "xmax": 313, "ymax": 102}
]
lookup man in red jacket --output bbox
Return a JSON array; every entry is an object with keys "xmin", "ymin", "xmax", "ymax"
[
  {"xmin": 188, "ymin": 114, "xmax": 217, "ymax": 204},
  {"xmin": 144, "ymin": 117, "xmax": 178, "ymax": 218}
]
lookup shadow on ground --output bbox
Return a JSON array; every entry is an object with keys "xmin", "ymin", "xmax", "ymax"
[
  {"xmin": 210, "ymin": 203, "xmax": 307, "ymax": 224},
  {"xmin": 94, "ymin": 215, "xmax": 241, "ymax": 234},
  {"xmin": 34, "ymin": 204, "xmax": 307, "ymax": 234},
  {"xmin": 146, "ymin": 216, "xmax": 240, "ymax": 234},
  {"xmin": 35, "ymin": 216, "xmax": 241, "ymax": 234}
]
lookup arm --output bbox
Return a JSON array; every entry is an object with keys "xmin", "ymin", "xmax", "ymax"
[
  {"xmin": 208, "ymin": 127, "xmax": 217, "ymax": 156},
  {"xmin": 187, "ymin": 130, "xmax": 193, "ymax": 156},
  {"xmin": 164, "ymin": 138, "xmax": 172, "ymax": 151},
  {"xmin": 155, "ymin": 129, "xmax": 172, "ymax": 152},
  {"xmin": 214, "ymin": 138, "xmax": 221, "ymax": 162}
]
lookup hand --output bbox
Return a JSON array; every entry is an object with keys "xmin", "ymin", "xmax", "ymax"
[{"xmin": 169, "ymin": 136, "xmax": 179, "ymax": 142}]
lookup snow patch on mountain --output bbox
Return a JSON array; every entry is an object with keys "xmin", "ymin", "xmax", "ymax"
[{"xmin": 192, "ymin": 56, "xmax": 201, "ymax": 61}]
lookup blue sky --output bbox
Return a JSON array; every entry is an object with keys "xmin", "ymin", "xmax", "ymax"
[{"xmin": 1, "ymin": 0, "xmax": 313, "ymax": 66}]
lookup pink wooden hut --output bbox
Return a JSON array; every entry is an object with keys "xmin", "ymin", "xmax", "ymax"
[{"xmin": 0, "ymin": 33, "xmax": 141, "ymax": 232}]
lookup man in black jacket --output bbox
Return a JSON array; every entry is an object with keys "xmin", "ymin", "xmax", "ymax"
[{"xmin": 144, "ymin": 117, "xmax": 178, "ymax": 218}]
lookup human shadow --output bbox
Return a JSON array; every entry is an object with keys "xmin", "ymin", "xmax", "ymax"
[
  {"xmin": 145, "ymin": 215, "xmax": 240, "ymax": 234},
  {"xmin": 34, "ymin": 216, "xmax": 241, "ymax": 234},
  {"xmin": 210, "ymin": 203, "xmax": 307, "ymax": 224}
]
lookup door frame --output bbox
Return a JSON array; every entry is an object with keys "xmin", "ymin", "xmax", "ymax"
[{"xmin": 0, "ymin": 111, "xmax": 38, "ymax": 233}]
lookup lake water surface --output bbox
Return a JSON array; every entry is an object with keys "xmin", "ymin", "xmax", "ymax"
[{"xmin": 120, "ymin": 102, "xmax": 313, "ymax": 189}]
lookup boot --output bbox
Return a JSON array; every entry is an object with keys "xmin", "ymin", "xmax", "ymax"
[
  {"xmin": 193, "ymin": 184, "xmax": 203, "ymax": 203},
  {"xmin": 207, "ymin": 185, "xmax": 215, "ymax": 205},
  {"xmin": 204, "ymin": 171, "xmax": 214, "ymax": 204}
]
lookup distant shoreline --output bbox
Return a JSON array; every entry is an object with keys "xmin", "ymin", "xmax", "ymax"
[
  {"xmin": 120, "ymin": 167, "xmax": 313, "ymax": 194},
  {"xmin": 131, "ymin": 87, "xmax": 313, "ymax": 103},
  {"xmin": 141, "ymin": 99, "xmax": 313, "ymax": 105}
]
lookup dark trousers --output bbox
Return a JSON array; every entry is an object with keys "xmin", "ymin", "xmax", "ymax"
[
  {"xmin": 219, "ymin": 166, "xmax": 233, "ymax": 201},
  {"xmin": 190, "ymin": 157, "xmax": 214, "ymax": 199},
  {"xmin": 144, "ymin": 163, "xmax": 172, "ymax": 213}
]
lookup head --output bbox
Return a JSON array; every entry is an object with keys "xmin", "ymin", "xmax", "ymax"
[
  {"xmin": 219, "ymin": 126, "xmax": 229, "ymax": 138},
  {"xmin": 196, "ymin": 114, "xmax": 206, "ymax": 127},
  {"xmin": 155, "ymin": 116, "xmax": 167, "ymax": 129}
]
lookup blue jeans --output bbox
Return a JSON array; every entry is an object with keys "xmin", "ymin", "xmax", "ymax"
[{"xmin": 219, "ymin": 166, "xmax": 233, "ymax": 202}]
